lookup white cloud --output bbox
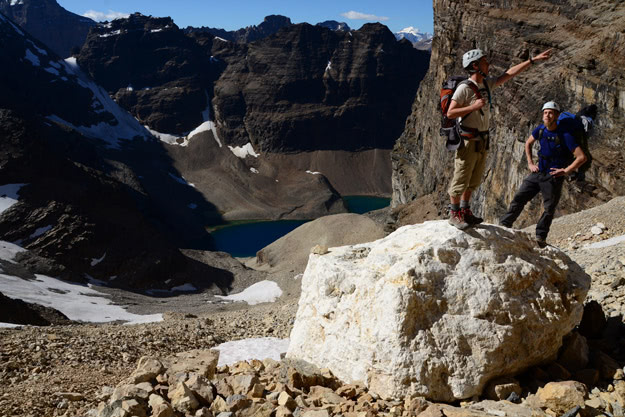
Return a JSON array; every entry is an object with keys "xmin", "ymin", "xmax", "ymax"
[
  {"xmin": 83, "ymin": 9, "xmax": 129, "ymax": 22},
  {"xmin": 341, "ymin": 11, "xmax": 389, "ymax": 21}
]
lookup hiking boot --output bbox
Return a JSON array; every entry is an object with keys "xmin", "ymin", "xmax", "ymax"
[
  {"xmin": 499, "ymin": 220, "xmax": 512, "ymax": 228},
  {"xmin": 461, "ymin": 208, "xmax": 483, "ymax": 225},
  {"xmin": 449, "ymin": 210, "xmax": 469, "ymax": 230},
  {"xmin": 536, "ymin": 236, "xmax": 548, "ymax": 248}
]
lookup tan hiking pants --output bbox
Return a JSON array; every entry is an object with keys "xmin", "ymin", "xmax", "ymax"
[{"xmin": 448, "ymin": 140, "xmax": 488, "ymax": 197}]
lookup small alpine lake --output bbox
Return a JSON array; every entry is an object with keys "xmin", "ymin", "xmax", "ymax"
[{"xmin": 210, "ymin": 195, "xmax": 390, "ymax": 257}]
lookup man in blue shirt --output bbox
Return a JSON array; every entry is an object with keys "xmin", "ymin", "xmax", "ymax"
[{"xmin": 499, "ymin": 101, "xmax": 587, "ymax": 246}]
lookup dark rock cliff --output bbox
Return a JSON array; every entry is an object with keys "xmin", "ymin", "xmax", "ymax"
[
  {"xmin": 77, "ymin": 16, "xmax": 430, "ymax": 153},
  {"xmin": 0, "ymin": 0, "xmax": 95, "ymax": 57},
  {"xmin": 392, "ymin": 0, "xmax": 625, "ymax": 226},
  {"xmin": 316, "ymin": 21, "xmax": 351, "ymax": 31},
  {"xmin": 76, "ymin": 13, "xmax": 215, "ymax": 134},
  {"xmin": 212, "ymin": 23, "xmax": 429, "ymax": 152},
  {"xmin": 186, "ymin": 15, "xmax": 293, "ymax": 43}
]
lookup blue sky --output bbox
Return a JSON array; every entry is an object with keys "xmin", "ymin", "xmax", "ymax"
[{"xmin": 57, "ymin": 0, "xmax": 434, "ymax": 34}]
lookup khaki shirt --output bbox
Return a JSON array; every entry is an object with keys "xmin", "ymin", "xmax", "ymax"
[{"xmin": 451, "ymin": 78, "xmax": 497, "ymax": 132}]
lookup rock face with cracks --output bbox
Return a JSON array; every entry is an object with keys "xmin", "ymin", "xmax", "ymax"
[{"xmin": 287, "ymin": 221, "xmax": 591, "ymax": 401}]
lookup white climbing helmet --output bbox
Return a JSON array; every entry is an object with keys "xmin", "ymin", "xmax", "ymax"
[
  {"xmin": 542, "ymin": 101, "xmax": 561, "ymax": 112},
  {"xmin": 462, "ymin": 49, "xmax": 486, "ymax": 69}
]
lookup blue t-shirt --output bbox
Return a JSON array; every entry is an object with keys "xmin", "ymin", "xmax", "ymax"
[{"xmin": 532, "ymin": 124, "xmax": 579, "ymax": 172}]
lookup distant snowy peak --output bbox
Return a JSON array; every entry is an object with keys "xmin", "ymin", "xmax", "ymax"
[{"xmin": 395, "ymin": 27, "xmax": 432, "ymax": 50}]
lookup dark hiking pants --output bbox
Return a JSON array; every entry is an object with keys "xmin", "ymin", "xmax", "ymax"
[{"xmin": 499, "ymin": 172, "xmax": 564, "ymax": 240}]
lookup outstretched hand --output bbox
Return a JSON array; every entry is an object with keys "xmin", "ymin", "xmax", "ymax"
[{"xmin": 533, "ymin": 49, "xmax": 553, "ymax": 62}]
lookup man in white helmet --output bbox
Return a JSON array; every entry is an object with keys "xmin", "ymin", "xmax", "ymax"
[
  {"xmin": 499, "ymin": 101, "xmax": 587, "ymax": 246},
  {"xmin": 447, "ymin": 47, "xmax": 552, "ymax": 229}
]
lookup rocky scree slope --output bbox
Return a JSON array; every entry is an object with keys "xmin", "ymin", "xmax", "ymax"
[
  {"xmin": 2, "ymin": 197, "xmax": 625, "ymax": 417},
  {"xmin": 0, "ymin": 0, "xmax": 95, "ymax": 58},
  {"xmin": 392, "ymin": 0, "xmax": 625, "ymax": 226}
]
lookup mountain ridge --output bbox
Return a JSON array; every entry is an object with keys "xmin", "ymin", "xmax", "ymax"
[{"xmin": 0, "ymin": 0, "xmax": 95, "ymax": 57}]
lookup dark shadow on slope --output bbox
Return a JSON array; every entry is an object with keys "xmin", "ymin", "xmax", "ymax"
[{"xmin": 0, "ymin": 109, "xmax": 231, "ymax": 293}]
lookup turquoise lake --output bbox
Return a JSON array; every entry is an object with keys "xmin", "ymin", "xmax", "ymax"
[{"xmin": 211, "ymin": 196, "xmax": 390, "ymax": 257}]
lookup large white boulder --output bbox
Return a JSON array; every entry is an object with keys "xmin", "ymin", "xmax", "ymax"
[{"xmin": 286, "ymin": 221, "xmax": 590, "ymax": 401}]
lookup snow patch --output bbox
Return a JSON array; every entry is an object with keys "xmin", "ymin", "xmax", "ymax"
[
  {"xmin": 214, "ymin": 337, "xmax": 290, "ymax": 367},
  {"xmin": 0, "ymin": 184, "xmax": 26, "ymax": 215},
  {"xmin": 45, "ymin": 58, "xmax": 151, "ymax": 148},
  {"xmin": 27, "ymin": 40, "xmax": 47, "ymax": 56},
  {"xmin": 0, "ymin": 241, "xmax": 26, "ymax": 264},
  {"xmin": 98, "ymin": 29, "xmax": 122, "ymax": 38},
  {"xmin": 44, "ymin": 66, "xmax": 60, "ymax": 76},
  {"xmin": 188, "ymin": 121, "xmax": 212, "ymax": 140},
  {"xmin": 24, "ymin": 49, "xmax": 40, "ymax": 66},
  {"xmin": 29, "ymin": 225, "xmax": 52, "ymax": 240},
  {"xmin": 306, "ymin": 170, "xmax": 321, "ymax": 175},
  {"xmin": 250, "ymin": 167, "xmax": 259, "ymax": 174},
  {"xmin": 171, "ymin": 283, "xmax": 197, "ymax": 292},
  {"xmin": 91, "ymin": 253, "xmax": 106, "ymax": 267},
  {"xmin": 0, "ymin": 272, "xmax": 163, "ymax": 325},
  {"xmin": 229, "ymin": 143, "xmax": 259, "ymax": 159},
  {"xmin": 215, "ymin": 280, "xmax": 282, "ymax": 305},
  {"xmin": 145, "ymin": 126, "xmax": 184, "ymax": 146},
  {"xmin": 325, "ymin": 61, "xmax": 332, "ymax": 71},
  {"xmin": 584, "ymin": 234, "xmax": 625, "ymax": 249},
  {"xmin": 168, "ymin": 173, "xmax": 195, "ymax": 187}
]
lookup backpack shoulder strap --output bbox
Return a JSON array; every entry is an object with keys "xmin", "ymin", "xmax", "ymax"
[
  {"xmin": 483, "ymin": 80, "xmax": 492, "ymax": 107},
  {"xmin": 461, "ymin": 79, "xmax": 483, "ymax": 100},
  {"xmin": 459, "ymin": 80, "xmax": 484, "ymax": 117}
]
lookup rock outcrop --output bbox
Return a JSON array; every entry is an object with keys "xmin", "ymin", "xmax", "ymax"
[
  {"xmin": 287, "ymin": 221, "xmax": 590, "ymax": 401},
  {"xmin": 76, "ymin": 13, "xmax": 215, "ymax": 135},
  {"xmin": 212, "ymin": 22, "xmax": 429, "ymax": 152},
  {"xmin": 0, "ymin": 291, "xmax": 71, "ymax": 326},
  {"xmin": 0, "ymin": 0, "xmax": 95, "ymax": 57},
  {"xmin": 392, "ymin": 0, "xmax": 625, "ymax": 225},
  {"xmin": 186, "ymin": 15, "xmax": 293, "ymax": 43},
  {"xmin": 252, "ymin": 213, "xmax": 387, "ymax": 274}
]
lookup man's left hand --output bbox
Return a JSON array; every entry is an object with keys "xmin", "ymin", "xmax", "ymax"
[{"xmin": 549, "ymin": 167, "xmax": 567, "ymax": 177}]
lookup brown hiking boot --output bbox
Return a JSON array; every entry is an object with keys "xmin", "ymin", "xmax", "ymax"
[
  {"xmin": 461, "ymin": 208, "xmax": 483, "ymax": 226},
  {"xmin": 449, "ymin": 209, "xmax": 469, "ymax": 230}
]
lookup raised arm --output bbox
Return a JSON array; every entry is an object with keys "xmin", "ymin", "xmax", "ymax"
[{"xmin": 495, "ymin": 49, "xmax": 553, "ymax": 88}]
